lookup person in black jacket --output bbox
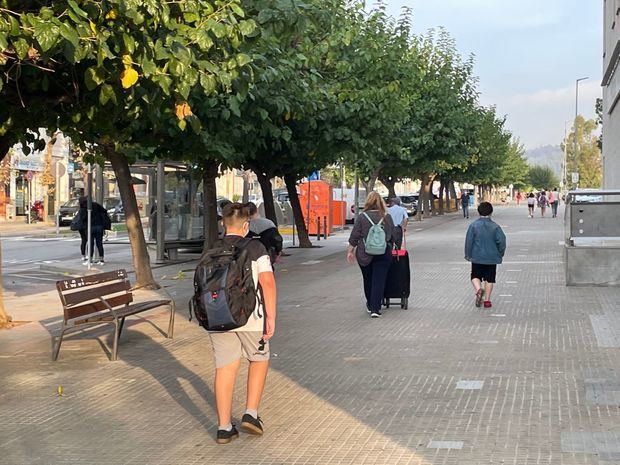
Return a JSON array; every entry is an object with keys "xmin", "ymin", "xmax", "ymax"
[
  {"xmin": 76, "ymin": 197, "xmax": 111, "ymax": 265},
  {"xmin": 246, "ymin": 202, "xmax": 283, "ymax": 264}
]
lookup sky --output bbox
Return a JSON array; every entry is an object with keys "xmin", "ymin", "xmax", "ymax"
[{"xmin": 384, "ymin": 0, "xmax": 603, "ymax": 150}]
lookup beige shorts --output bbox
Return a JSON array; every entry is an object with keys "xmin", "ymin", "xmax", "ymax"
[{"xmin": 208, "ymin": 331, "xmax": 270, "ymax": 368}]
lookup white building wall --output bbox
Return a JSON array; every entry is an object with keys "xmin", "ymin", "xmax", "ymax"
[{"xmin": 603, "ymin": 0, "xmax": 620, "ymax": 188}]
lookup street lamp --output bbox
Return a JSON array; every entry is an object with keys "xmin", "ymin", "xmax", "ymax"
[{"xmin": 573, "ymin": 77, "xmax": 588, "ymax": 188}]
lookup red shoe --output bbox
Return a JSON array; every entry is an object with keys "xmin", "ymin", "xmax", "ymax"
[
  {"xmin": 475, "ymin": 289, "xmax": 484, "ymax": 307},
  {"xmin": 483, "ymin": 301, "xmax": 492, "ymax": 308}
]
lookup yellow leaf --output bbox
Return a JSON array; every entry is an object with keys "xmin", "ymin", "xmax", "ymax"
[
  {"xmin": 89, "ymin": 20, "xmax": 96, "ymax": 35},
  {"xmin": 121, "ymin": 54, "xmax": 132, "ymax": 67},
  {"xmin": 284, "ymin": 112, "xmax": 291, "ymax": 121},
  {"xmin": 105, "ymin": 9, "xmax": 118, "ymax": 20},
  {"xmin": 175, "ymin": 102, "xmax": 193, "ymax": 120},
  {"xmin": 57, "ymin": 385, "xmax": 63, "ymax": 396},
  {"xmin": 120, "ymin": 68, "xmax": 139, "ymax": 89}
]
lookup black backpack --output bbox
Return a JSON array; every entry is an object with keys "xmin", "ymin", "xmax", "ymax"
[
  {"xmin": 247, "ymin": 227, "xmax": 283, "ymax": 264},
  {"xmin": 189, "ymin": 238, "xmax": 259, "ymax": 331}
]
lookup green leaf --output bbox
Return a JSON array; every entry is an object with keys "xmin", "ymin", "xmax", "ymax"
[
  {"xmin": 122, "ymin": 34, "xmax": 136, "ymax": 54},
  {"xmin": 188, "ymin": 115, "xmax": 202, "ymax": 133},
  {"xmin": 0, "ymin": 33, "xmax": 7, "ymax": 51},
  {"xmin": 13, "ymin": 39, "xmax": 29, "ymax": 60},
  {"xmin": 84, "ymin": 66, "xmax": 106, "ymax": 91},
  {"xmin": 33, "ymin": 21, "xmax": 59, "ymax": 52},
  {"xmin": 230, "ymin": 3, "xmax": 245, "ymax": 18},
  {"xmin": 8, "ymin": 16, "xmax": 19, "ymax": 35},
  {"xmin": 238, "ymin": 20, "xmax": 256, "ymax": 36},
  {"xmin": 200, "ymin": 74, "xmax": 217, "ymax": 95},
  {"xmin": 177, "ymin": 119, "xmax": 187, "ymax": 131},
  {"xmin": 59, "ymin": 23, "xmax": 79, "ymax": 48},
  {"xmin": 68, "ymin": 0, "xmax": 89, "ymax": 19},
  {"xmin": 99, "ymin": 84, "xmax": 116, "ymax": 105},
  {"xmin": 141, "ymin": 58, "xmax": 156, "ymax": 76},
  {"xmin": 235, "ymin": 53, "xmax": 251, "ymax": 68}
]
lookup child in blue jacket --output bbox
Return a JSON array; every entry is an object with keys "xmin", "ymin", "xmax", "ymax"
[{"xmin": 464, "ymin": 202, "xmax": 506, "ymax": 308}]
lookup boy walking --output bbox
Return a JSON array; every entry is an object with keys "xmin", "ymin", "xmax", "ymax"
[
  {"xmin": 464, "ymin": 202, "xmax": 506, "ymax": 309},
  {"xmin": 209, "ymin": 203, "xmax": 277, "ymax": 444}
]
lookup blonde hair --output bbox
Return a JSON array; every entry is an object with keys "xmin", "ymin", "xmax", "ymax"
[{"xmin": 363, "ymin": 191, "xmax": 387, "ymax": 216}]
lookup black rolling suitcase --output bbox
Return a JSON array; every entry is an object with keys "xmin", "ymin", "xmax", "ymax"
[{"xmin": 383, "ymin": 242, "xmax": 411, "ymax": 310}]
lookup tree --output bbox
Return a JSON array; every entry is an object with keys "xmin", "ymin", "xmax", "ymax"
[
  {"xmin": 527, "ymin": 165, "xmax": 559, "ymax": 190},
  {"xmin": 1, "ymin": 0, "xmax": 260, "ymax": 288},
  {"xmin": 562, "ymin": 115, "xmax": 602, "ymax": 188}
]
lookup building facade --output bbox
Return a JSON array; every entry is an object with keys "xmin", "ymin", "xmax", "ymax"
[{"xmin": 603, "ymin": 0, "xmax": 620, "ymax": 188}]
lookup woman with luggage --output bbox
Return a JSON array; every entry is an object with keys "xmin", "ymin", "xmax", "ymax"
[{"xmin": 346, "ymin": 192, "xmax": 395, "ymax": 318}]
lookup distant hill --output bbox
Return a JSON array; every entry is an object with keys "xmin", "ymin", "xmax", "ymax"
[{"xmin": 525, "ymin": 145, "xmax": 563, "ymax": 177}]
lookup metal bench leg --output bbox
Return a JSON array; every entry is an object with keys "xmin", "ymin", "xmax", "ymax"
[
  {"xmin": 111, "ymin": 320, "xmax": 121, "ymax": 361},
  {"xmin": 118, "ymin": 317, "xmax": 126, "ymax": 338},
  {"xmin": 52, "ymin": 326, "xmax": 67, "ymax": 361},
  {"xmin": 167, "ymin": 301, "xmax": 176, "ymax": 339}
]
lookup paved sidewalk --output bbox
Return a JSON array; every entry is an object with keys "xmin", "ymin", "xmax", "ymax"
[{"xmin": 3, "ymin": 206, "xmax": 620, "ymax": 464}]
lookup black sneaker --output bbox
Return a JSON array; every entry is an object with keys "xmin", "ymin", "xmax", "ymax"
[
  {"xmin": 240, "ymin": 414, "xmax": 264, "ymax": 435},
  {"xmin": 366, "ymin": 303, "xmax": 372, "ymax": 314},
  {"xmin": 370, "ymin": 310, "xmax": 382, "ymax": 318},
  {"xmin": 216, "ymin": 425, "xmax": 239, "ymax": 444}
]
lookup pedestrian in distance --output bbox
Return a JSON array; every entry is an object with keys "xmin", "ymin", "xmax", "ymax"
[
  {"xmin": 527, "ymin": 192, "xmax": 536, "ymax": 218},
  {"xmin": 515, "ymin": 191, "xmax": 523, "ymax": 206},
  {"xmin": 464, "ymin": 202, "xmax": 506, "ymax": 309},
  {"xmin": 538, "ymin": 190, "xmax": 548, "ymax": 218},
  {"xmin": 346, "ymin": 192, "xmax": 395, "ymax": 318},
  {"xmin": 549, "ymin": 187, "xmax": 559, "ymax": 218},
  {"xmin": 461, "ymin": 190, "xmax": 470, "ymax": 218},
  {"xmin": 246, "ymin": 202, "xmax": 283, "ymax": 265},
  {"xmin": 387, "ymin": 197, "xmax": 408, "ymax": 250},
  {"xmin": 208, "ymin": 203, "xmax": 277, "ymax": 444},
  {"xmin": 71, "ymin": 196, "xmax": 110, "ymax": 265}
]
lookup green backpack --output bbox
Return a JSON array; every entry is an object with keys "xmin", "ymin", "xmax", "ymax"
[{"xmin": 362, "ymin": 212, "xmax": 387, "ymax": 255}]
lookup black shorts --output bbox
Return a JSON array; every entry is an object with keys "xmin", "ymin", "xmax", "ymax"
[{"xmin": 471, "ymin": 263, "xmax": 497, "ymax": 283}]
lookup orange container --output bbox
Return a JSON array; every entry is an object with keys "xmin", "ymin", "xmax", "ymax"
[{"xmin": 299, "ymin": 181, "xmax": 333, "ymax": 236}]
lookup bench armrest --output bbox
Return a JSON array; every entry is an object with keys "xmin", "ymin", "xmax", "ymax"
[{"xmin": 97, "ymin": 296, "xmax": 121, "ymax": 319}]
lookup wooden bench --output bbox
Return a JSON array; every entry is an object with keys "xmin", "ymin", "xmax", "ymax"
[{"xmin": 54, "ymin": 269, "xmax": 175, "ymax": 361}]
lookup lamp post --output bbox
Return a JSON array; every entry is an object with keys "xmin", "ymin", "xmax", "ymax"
[{"xmin": 573, "ymin": 77, "xmax": 588, "ymax": 189}]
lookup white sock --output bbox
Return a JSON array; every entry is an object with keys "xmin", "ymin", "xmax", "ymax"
[
  {"xmin": 219, "ymin": 423, "xmax": 233, "ymax": 431},
  {"xmin": 245, "ymin": 409, "xmax": 258, "ymax": 419}
]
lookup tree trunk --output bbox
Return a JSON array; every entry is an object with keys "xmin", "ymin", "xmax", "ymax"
[
  {"xmin": 202, "ymin": 162, "xmax": 219, "ymax": 250},
  {"xmin": 450, "ymin": 181, "xmax": 458, "ymax": 210},
  {"xmin": 421, "ymin": 174, "xmax": 435, "ymax": 219},
  {"xmin": 0, "ymin": 236, "xmax": 12, "ymax": 327},
  {"xmin": 284, "ymin": 172, "xmax": 312, "ymax": 248},
  {"xmin": 242, "ymin": 171, "xmax": 250, "ymax": 203},
  {"xmin": 379, "ymin": 176, "xmax": 397, "ymax": 199},
  {"xmin": 438, "ymin": 180, "xmax": 445, "ymax": 215},
  {"xmin": 256, "ymin": 171, "xmax": 277, "ymax": 225},
  {"xmin": 106, "ymin": 146, "xmax": 158, "ymax": 289}
]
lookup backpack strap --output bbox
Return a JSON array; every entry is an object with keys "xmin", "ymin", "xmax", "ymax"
[{"xmin": 362, "ymin": 212, "xmax": 375, "ymax": 225}]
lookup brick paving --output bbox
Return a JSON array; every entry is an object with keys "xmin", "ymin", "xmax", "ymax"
[{"xmin": 2, "ymin": 205, "xmax": 620, "ymax": 464}]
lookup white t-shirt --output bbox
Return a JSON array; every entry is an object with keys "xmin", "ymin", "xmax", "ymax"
[
  {"xmin": 222, "ymin": 235, "xmax": 273, "ymax": 333},
  {"xmin": 387, "ymin": 205, "xmax": 408, "ymax": 227}
]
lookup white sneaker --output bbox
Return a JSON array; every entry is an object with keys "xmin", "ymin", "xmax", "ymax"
[{"xmin": 94, "ymin": 260, "xmax": 105, "ymax": 266}]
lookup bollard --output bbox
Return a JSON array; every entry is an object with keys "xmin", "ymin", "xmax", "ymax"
[
  {"xmin": 316, "ymin": 217, "xmax": 321, "ymax": 241},
  {"xmin": 323, "ymin": 216, "xmax": 328, "ymax": 239},
  {"xmin": 292, "ymin": 221, "xmax": 296, "ymax": 247}
]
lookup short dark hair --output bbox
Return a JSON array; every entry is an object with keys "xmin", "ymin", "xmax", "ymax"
[
  {"xmin": 246, "ymin": 202, "xmax": 258, "ymax": 216},
  {"xmin": 477, "ymin": 201, "xmax": 493, "ymax": 216},
  {"xmin": 222, "ymin": 202, "xmax": 250, "ymax": 228}
]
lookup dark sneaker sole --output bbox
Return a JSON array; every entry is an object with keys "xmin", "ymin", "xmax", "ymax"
[
  {"xmin": 216, "ymin": 432, "xmax": 239, "ymax": 444},
  {"xmin": 241, "ymin": 421, "xmax": 264, "ymax": 436},
  {"xmin": 475, "ymin": 290, "xmax": 484, "ymax": 307}
]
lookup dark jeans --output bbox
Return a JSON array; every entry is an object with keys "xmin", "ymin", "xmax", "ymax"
[
  {"xmin": 462, "ymin": 204, "xmax": 469, "ymax": 218},
  {"xmin": 80, "ymin": 227, "xmax": 105, "ymax": 258},
  {"xmin": 359, "ymin": 250, "xmax": 392, "ymax": 312},
  {"xmin": 392, "ymin": 226, "xmax": 403, "ymax": 249},
  {"xmin": 551, "ymin": 201, "xmax": 559, "ymax": 217}
]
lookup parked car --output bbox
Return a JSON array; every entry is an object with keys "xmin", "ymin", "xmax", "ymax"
[
  {"xmin": 58, "ymin": 198, "xmax": 80, "ymax": 225},
  {"xmin": 383, "ymin": 194, "xmax": 419, "ymax": 216},
  {"xmin": 104, "ymin": 197, "xmax": 124, "ymax": 223}
]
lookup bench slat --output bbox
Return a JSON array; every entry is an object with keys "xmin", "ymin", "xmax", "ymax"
[
  {"xmin": 65, "ymin": 293, "xmax": 134, "ymax": 321},
  {"xmin": 56, "ymin": 269, "xmax": 128, "ymax": 291},
  {"xmin": 63, "ymin": 280, "xmax": 131, "ymax": 306},
  {"xmin": 70, "ymin": 300, "xmax": 171, "ymax": 325}
]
